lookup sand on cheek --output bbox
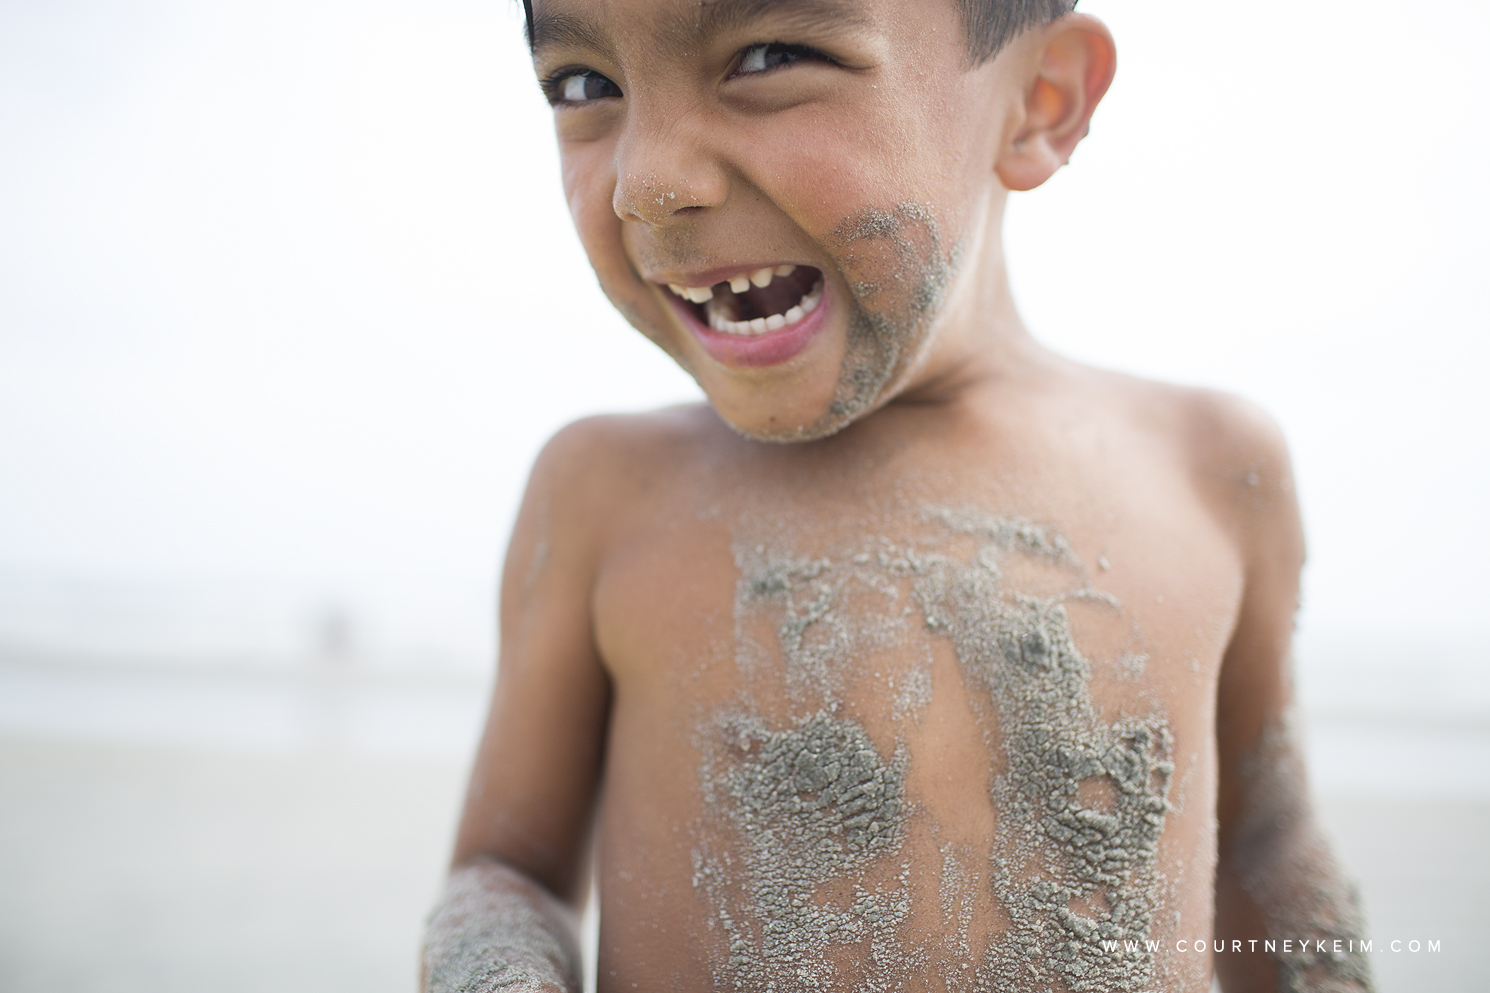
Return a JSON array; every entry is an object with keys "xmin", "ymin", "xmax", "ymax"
[
  {"xmin": 740, "ymin": 202, "xmax": 959, "ymax": 444},
  {"xmin": 691, "ymin": 508, "xmax": 1176, "ymax": 992},
  {"xmin": 588, "ymin": 195, "xmax": 957, "ymax": 442}
]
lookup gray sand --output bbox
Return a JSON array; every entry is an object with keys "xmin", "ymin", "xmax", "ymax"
[
  {"xmin": 423, "ymin": 861, "xmax": 581, "ymax": 993},
  {"xmin": 746, "ymin": 201, "xmax": 956, "ymax": 443},
  {"xmin": 0, "ymin": 732, "xmax": 1483, "ymax": 991},
  {"xmin": 915, "ymin": 510, "xmax": 1174, "ymax": 991},
  {"xmin": 1228, "ymin": 719, "xmax": 1373, "ymax": 990},
  {"xmin": 695, "ymin": 509, "xmax": 1174, "ymax": 991},
  {"xmin": 694, "ymin": 710, "xmax": 912, "ymax": 991}
]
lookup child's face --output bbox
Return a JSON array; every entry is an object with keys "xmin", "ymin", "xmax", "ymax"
[{"xmin": 532, "ymin": 0, "xmax": 1016, "ymax": 441}]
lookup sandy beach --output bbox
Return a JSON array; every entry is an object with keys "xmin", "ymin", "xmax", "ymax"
[
  {"xmin": 0, "ymin": 734, "xmax": 462, "ymax": 993},
  {"xmin": 0, "ymin": 659, "xmax": 1485, "ymax": 992}
]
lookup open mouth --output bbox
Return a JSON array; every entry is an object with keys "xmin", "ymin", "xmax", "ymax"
[{"xmin": 666, "ymin": 265, "xmax": 824, "ymax": 336}]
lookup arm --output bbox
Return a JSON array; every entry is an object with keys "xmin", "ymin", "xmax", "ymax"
[
  {"xmin": 422, "ymin": 422, "xmax": 616, "ymax": 992},
  {"xmin": 1205, "ymin": 402, "xmax": 1373, "ymax": 993},
  {"xmin": 422, "ymin": 857, "xmax": 582, "ymax": 993}
]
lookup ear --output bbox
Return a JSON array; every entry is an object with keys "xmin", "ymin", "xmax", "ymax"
[{"xmin": 994, "ymin": 14, "xmax": 1117, "ymax": 192}]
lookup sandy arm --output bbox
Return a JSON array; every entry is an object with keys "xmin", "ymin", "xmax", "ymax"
[
  {"xmin": 422, "ymin": 857, "xmax": 582, "ymax": 993},
  {"xmin": 1198, "ymin": 397, "xmax": 1374, "ymax": 993},
  {"xmin": 1215, "ymin": 717, "xmax": 1372, "ymax": 993},
  {"xmin": 421, "ymin": 420, "xmax": 623, "ymax": 993}
]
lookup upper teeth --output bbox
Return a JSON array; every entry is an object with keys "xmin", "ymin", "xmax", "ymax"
[
  {"xmin": 668, "ymin": 264, "xmax": 796, "ymax": 304},
  {"xmin": 707, "ymin": 278, "xmax": 823, "ymax": 337},
  {"xmin": 670, "ymin": 284, "xmax": 714, "ymax": 304}
]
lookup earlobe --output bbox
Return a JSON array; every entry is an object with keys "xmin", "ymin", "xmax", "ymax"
[{"xmin": 994, "ymin": 14, "xmax": 1117, "ymax": 192}]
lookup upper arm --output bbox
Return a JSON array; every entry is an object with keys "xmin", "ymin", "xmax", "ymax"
[
  {"xmin": 450, "ymin": 418, "xmax": 624, "ymax": 904},
  {"xmin": 1188, "ymin": 392, "xmax": 1307, "ymax": 840}
]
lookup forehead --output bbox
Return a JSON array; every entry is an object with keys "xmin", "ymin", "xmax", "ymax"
[{"xmin": 528, "ymin": 0, "xmax": 900, "ymax": 59}]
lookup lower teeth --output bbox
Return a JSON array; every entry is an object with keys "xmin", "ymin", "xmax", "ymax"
[{"xmin": 708, "ymin": 279, "xmax": 823, "ymax": 336}]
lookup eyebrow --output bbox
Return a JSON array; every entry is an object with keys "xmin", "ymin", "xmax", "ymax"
[
  {"xmin": 528, "ymin": 9, "xmax": 610, "ymax": 57},
  {"xmin": 529, "ymin": 0, "xmax": 869, "ymax": 59}
]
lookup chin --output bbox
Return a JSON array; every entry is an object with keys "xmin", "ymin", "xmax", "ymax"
[
  {"xmin": 709, "ymin": 387, "xmax": 885, "ymax": 445},
  {"xmin": 689, "ymin": 308, "xmax": 936, "ymax": 446},
  {"xmin": 726, "ymin": 417, "xmax": 843, "ymax": 445}
]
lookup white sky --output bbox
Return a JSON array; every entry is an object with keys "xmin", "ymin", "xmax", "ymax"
[{"xmin": 1, "ymin": 0, "xmax": 1486, "ymax": 670}]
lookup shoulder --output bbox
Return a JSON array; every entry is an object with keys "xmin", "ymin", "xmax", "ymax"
[
  {"xmin": 1061, "ymin": 363, "xmax": 1302, "ymax": 568},
  {"xmin": 531, "ymin": 401, "xmax": 721, "ymax": 489},
  {"xmin": 520, "ymin": 401, "xmax": 725, "ymax": 542},
  {"xmin": 1170, "ymin": 385, "xmax": 1302, "ymax": 570},
  {"xmin": 1065, "ymin": 363, "xmax": 1285, "ymax": 464},
  {"xmin": 500, "ymin": 401, "xmax": 725, "ymax": 610}
]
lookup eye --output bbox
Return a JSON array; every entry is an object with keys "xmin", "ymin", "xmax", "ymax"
[
  {"xmin": 543, "ymin": 69, "xmax": 622, "ymax": 106},
  {"xmin": 735, "ymin": 43, "xmax": 823, "ymax": 76}
]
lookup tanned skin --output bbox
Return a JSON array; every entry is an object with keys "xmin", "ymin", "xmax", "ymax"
[{"xmin": 424, "ymin": 2, "xmax": 1370, "ymax": 991}]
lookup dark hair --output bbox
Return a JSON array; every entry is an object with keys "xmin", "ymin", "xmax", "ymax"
[
  {"xmin": 519, "ymin": 1, "xmax": 1077, "ymax": 64},
  {"xmin": 959, "ymin": 0, "xmax": 1078, "ymax": 63}
]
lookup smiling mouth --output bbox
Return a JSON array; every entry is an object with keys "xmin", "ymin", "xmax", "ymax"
[{"xmin": 667, "ymin": 265, "xmax": 824, "ymax": 336}]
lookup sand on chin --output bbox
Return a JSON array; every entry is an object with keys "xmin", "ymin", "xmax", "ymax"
[{"xmin": 732, "ymin": 202, "xmax": 958, "ymax": 445}]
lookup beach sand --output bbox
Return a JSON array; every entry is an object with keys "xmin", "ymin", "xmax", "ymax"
[
  {"xmin": 0, "ymin": 736, "xmax": 460, "ymax": 993},
  {"xmin": 0, "ymin": 733, "xmax": 1483, "ymax": 992}
]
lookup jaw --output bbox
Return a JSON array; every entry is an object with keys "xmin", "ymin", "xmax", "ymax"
[{"xmin": 706, "ymin": 369, "xmax": 851, "ymax": 443}]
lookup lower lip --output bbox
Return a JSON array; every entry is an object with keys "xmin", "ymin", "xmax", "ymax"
[{"xmin": 669, "ymin": 283, "xmax": 831, "ymax": 369}]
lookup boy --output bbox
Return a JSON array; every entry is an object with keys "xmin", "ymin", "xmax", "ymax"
[{"xmin": 423, "ymin": 0, "xmax": 1374, "ymax": 990}]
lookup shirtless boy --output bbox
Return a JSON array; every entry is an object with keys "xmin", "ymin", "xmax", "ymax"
[{"xmin": 422, "ymin": 1, "xmax": 1373, "ymax": 990}]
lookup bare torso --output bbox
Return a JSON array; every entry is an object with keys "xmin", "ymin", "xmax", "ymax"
[
  {"xmin": 587, "ymin": 358, "xmax": 1257, "ymax": 992},
  {"xmin": 454, "ymin": 353, "xmax": 1294, "ymax": 993}
]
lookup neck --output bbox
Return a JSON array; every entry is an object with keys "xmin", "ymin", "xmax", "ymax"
[{"xmin": 894, "ymin": 190, "xmax": 1043, "ymax": 409}]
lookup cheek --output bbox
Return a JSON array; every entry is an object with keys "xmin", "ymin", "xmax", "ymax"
[
  {"xmin": 739, "ymin": 103, "xmax": 962, "ymax": 279},
  {"xmin": 833, "ymin": 204, "xmax": 948, "ymax": 309},
  {"xmin": 559, "ymin": 145, "xmax": 685, "ymax": 359},
  {"xmin": 760, "ymin": 135, "xmax": 950, "ymax": 318},
  {"xmin": 753, "ymin": 118, "xmax": 905, "ymax": 242},
  {"xmin": 563, "ymin": 151, "xmax": 615, "ymax": 255},
  {"xmin": 562, "ymin": 147, "xmax": 644, "ymax": 295}
]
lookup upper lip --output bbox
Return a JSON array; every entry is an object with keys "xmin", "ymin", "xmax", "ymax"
[{"xmin": 647, "ymin": 262, "xmax": 809, "ymax": 290}]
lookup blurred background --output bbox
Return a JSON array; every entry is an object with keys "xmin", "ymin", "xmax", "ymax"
[{"xmin": 0, "ymin": 0, "xmax": 1485, "ymax": 990}]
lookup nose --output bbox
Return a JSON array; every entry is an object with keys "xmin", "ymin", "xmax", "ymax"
[{"xmin": 611, "ymin": 101, "xmax": 728, "ymax": 227}]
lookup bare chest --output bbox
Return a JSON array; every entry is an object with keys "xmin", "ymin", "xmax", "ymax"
[{"xmin": 591, "ymin": 475, "xmax": 1239, "ymax": 992}]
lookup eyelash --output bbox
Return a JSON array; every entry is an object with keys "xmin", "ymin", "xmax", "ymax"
[
  {"xmin": 733, "ymin": 42, "xmax": 828, "ymax": 77},
  {"xmin": 541, "ymin": 42, "xmax": 833, "ymax": 107},
  {"xmin": 540, "ymin": 68, "xmax": 621, "ymax": 106}
]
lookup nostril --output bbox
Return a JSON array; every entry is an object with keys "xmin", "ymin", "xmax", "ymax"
[{"xmin": 616, "ymin": 197, "xmax": 706, "ymax": 226}]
